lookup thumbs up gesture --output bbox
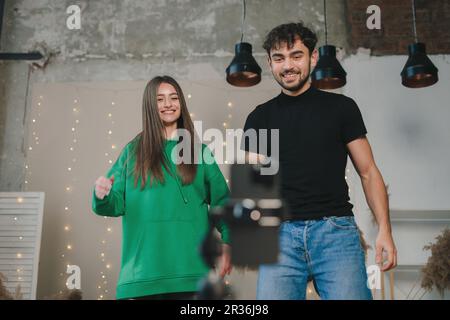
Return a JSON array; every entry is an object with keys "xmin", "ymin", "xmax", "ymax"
[{"xmin": 95, "ymin": 175, "xmax": 114, "ymax": 200}]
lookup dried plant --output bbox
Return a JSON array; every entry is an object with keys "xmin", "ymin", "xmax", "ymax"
[
  {"xmin": 42, "ymin": 288, "xmax": 83, "ymax": 300},
  {"xmin": 421, "ymin": 228, "xmax": 450, "ymax": 298},
  {"xmin": 0, "ymin": 272, "xmax": 23, "ymax": 300}
]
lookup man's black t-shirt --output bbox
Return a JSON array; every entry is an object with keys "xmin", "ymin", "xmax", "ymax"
[{"xmin": 242, "ymin": 85, "xmax": 367, "ymax": 220}]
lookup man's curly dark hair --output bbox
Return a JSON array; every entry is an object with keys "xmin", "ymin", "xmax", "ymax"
[{"xmin": 263, "ymin": 22, "xmax": 318, "ymax": 56}]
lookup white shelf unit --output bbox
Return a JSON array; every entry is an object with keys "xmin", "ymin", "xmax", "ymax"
[{"xmin": 390, "ymin": 210, "xmax": 450, "ymax": 223}]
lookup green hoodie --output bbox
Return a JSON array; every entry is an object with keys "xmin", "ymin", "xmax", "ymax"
[{"xmin": 92, "ymin": 138, "xmax": 230, "ymax": 299}]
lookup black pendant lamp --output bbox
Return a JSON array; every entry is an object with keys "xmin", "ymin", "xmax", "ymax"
[
  {"xmin": 401, "ymin": 0, "xmax": 438, "ymax": 88},
  {"xmin": 226, "ymin": 0, "xmax": 261, "ymax": 87},
  {"xmin": 311, "ymin": 0, "xmax": 347, "ymax": 89}
]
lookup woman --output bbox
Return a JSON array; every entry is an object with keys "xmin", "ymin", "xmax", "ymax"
[{"xmin": 92, "ymin": 76, "xmax": 232, "ymax": 300}]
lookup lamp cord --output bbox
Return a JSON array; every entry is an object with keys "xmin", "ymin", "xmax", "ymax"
[
  {"xmin": 412, "ymin": 0, "xmax": 418, "ymax": 43},
  {"xmin": 241, "ymin": 0, "xmax": 246, "ymax": 43},
  {"xmin": 323, "ymin": 0, "xmax": 328, "ymax": 45}
]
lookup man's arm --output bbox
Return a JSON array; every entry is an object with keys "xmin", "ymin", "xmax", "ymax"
[{"xmin": 347, "ymin": 136, "xmax": 397, "ymax": 271}]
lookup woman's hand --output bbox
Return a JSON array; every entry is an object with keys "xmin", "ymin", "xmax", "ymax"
[
  {"xmin": 95, "ymin": 175, "xmax": 114, "ymax": 200},
  {"xmin": 218, "ymin": 244, "xmax": 232, "ymax": 278}
]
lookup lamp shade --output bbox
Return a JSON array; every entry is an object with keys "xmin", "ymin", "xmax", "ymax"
[
  {"xmin": 401, "ymin": 42, "xmax": 438, "ymax": 88},
  {"xmin": 311, "ymin": 45, "xmax": 346, "ymax": 90},
  {"xmin": 226, "ymin": 42, "xmax": 261, "ymax": 87}
]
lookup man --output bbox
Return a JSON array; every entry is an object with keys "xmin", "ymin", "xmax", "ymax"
[{"xmin": 241, "ymin": 22, "xmax": 397, "ymax": 300}]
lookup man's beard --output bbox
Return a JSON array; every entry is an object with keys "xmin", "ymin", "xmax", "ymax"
[{"xmin": 275, "ymin": 67, "xmax": 311, "ymax": 93}]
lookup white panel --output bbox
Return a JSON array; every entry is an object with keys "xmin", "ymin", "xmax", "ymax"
[{"xmin": 0, "ymin": 192, "xmax": 44, "ymax": 300}]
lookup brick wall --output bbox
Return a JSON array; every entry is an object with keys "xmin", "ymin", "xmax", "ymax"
[{"xmin": 345, "ymin": 0, "xmax": 450, "ymax": 55}]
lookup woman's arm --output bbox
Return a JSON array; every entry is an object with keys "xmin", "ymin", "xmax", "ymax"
[{"xmin": 92, "ymin": 145, "xmax": 128, "ymax": 217}]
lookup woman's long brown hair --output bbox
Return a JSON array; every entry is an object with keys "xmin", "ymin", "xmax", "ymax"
[{"xmin": 133, "ymin": 76, "xmax": 197, "ymax": 189}]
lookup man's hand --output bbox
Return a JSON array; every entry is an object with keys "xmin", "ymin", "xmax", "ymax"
[
  {"xmin": 218, "ymin": 244, "xmax": 232, "ymax": 278},
  {"xmin": 375, "ymin": 230, "xmax": 397, "ymax": 271}
]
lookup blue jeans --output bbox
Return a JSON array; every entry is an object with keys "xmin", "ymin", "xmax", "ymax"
[{"xmin": 256, "ymin": 216, "xmax": 372, "ymax": 300}]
